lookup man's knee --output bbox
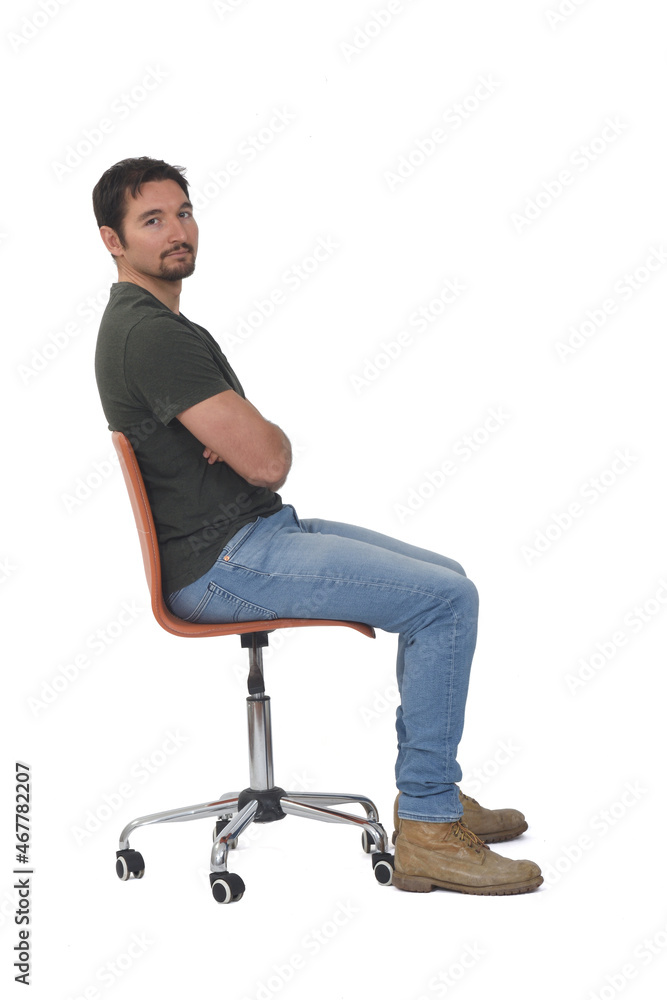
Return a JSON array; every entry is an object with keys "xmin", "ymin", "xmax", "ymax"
[
  {"xmin": 449, "ymin": 558, "xmax": 467, "ymax": 577},
  {"xmin": 454, "ymin": 575, "xmax": 479, "ymax": 617}
]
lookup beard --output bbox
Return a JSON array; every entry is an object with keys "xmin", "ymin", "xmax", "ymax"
[{"xmin": 158, "ymin": 248, "xmax": 196, "ymax": 281}]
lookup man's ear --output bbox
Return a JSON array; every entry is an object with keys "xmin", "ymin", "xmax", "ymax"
[{"xmin": 99, "ymin": 225, "xmax": 124, "ymax": 258}]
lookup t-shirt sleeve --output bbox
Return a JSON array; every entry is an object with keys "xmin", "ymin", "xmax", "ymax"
[{"xmin": 124, "ymin": 319, "xmax": 232, "ymax": 425}]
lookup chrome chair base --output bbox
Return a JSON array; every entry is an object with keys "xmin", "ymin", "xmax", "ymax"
[{"xmin": 115, "ymin": 632, "xmax": 393, "ymax": 902}]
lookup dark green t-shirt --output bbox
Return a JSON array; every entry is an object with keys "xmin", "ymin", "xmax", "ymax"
[{"xmin": 95, "ymin": 282, "xmax": 283, "ymax": 594}]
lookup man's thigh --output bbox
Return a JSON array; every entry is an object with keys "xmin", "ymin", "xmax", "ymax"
[
  {"xmin": 205, "ymin": 505, "xmax": 475, "ymax": 630},
  {"xmin": 299, "ymin": 513, "xmax": 467, "ymax": 577}
]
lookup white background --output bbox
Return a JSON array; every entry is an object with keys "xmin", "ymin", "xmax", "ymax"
[{"xmin": 3, "ymin": 1, "xmax": 666, "ymax": 998}]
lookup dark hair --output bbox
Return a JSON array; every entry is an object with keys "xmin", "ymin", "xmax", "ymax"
[{"xmin": 92, "ymin": 156, "xmax": 190, "ymax": 248}]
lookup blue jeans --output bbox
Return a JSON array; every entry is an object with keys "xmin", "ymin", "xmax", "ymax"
[{"xmin": 166, "ymin": 505, "xmax": 478, "ymax": 822}]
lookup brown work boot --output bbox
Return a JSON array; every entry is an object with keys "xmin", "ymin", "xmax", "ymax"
[
  {"xmin": 393, "ymin": 819, "xmax": 542, "ymax": 895},
  {"xmin": 392, "ymin": 789, "xmax": 528, "ymax": 844},
  {"xmin": 458, "ymin": 790, "xmax": 528, "ymax": 842}
]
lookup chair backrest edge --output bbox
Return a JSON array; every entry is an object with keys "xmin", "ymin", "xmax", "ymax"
[{"xmin": 111, "ymin": 431, "xmax": 163, "ymax": 614}]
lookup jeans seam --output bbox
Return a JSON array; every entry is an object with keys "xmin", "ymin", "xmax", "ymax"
[
  {"xmin": 445, "ymin": 602, "xmax": 458, "ymax": 767},
  {"xmin": 181, "ymin": 586, "xmax": 214, "ymax": 623},
  {"xmin": 239, "ymin": 570, "xmax": 465, "ymax": 611},
  {"xmin": 206, "ymin": 581, "xmax": 277, "ymax": 622}
]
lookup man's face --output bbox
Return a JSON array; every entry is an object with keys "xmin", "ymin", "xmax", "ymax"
[{"xmin": 114, "ymin": 178, "xmax": 199, "ymax": 282}]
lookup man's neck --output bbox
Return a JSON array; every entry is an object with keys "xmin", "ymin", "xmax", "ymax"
[{"xmin": 115, "ymin": 266, "xmax": 182, "ymax": 314}]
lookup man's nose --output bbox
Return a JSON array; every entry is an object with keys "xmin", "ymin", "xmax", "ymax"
[{"xmin": 167, "ymin": 217, "xmax": 189, "ymax": 243}]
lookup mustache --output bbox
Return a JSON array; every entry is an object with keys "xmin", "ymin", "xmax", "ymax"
[{"xmin": 162, "ymin": 245, "xmax": 194, "ymax": 257}]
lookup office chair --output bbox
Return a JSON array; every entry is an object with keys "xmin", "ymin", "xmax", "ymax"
[{"xmin": 110, "ymin": 431, "xmax": 394, "ymax": 902}]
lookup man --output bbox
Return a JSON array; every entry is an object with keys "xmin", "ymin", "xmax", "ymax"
[{"xmin": 93, "ymin": 156, "xmax": 542, "ymax": 896}]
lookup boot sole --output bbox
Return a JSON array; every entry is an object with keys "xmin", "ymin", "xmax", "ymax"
[
  {"xmin": 392, "ymin": 871, "xmax": 543, "ymax": 896},
  {"xmin": 476, "ymin": 821, "xmax": 528, "ymax": 844}
]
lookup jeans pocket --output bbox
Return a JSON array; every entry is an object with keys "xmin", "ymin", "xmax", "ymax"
[
  {"xmin": 218, "ymin": 517, "xmax": 264, "ymax": 566},
  {"xmin": 186, "ymin": 581, "xmax": 277, "ymax": 625}
]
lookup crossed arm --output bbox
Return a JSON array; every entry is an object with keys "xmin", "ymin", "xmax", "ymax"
[{"xmin": 176, "ymin": 390, "xmax": 292, "ymax": 491}]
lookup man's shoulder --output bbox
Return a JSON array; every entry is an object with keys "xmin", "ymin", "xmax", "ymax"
[
  {"xmin": 98, "ymin": 283, "xmax": 212, "ymax": 350},
  {"xmin": 100, "ymin": 282, "xmax": 175, "ymax": 333}
]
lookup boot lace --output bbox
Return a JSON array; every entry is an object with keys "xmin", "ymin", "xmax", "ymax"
[{"xmin": 451, "ymin": 821, "xmax": 489, "ymax": 852}]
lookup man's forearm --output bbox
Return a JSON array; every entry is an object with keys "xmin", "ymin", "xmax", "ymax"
[
  {"xmin": 244, "ymin": 422, "xmax": 292, "ymax": 491},
  {"xmin": 182, "ymin": 391, "xmax": 293, "ymax": 487}
]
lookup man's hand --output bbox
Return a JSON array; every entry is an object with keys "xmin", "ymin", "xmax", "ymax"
[
  {"xmin": 177, "ymin": 389, "xmax": 292, "ymax": 490},
  {"xmin": 202, "ymin": 447, "xmax": 223, "ymax": 465}
]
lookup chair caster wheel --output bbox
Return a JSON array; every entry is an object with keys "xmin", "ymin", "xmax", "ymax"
[
  {"xmin": 371, "ymin": 852, "xmax": 394, "ymax": 885},
  {"xmin": 210, "ymin": 871, "xmax": 245, "ymax": 903},
  {"xmin": 116, "ymin": 849, "xmax": 145, "ymax": 881},
  {"xmin": 213, "ymin": 820, "xmax": 238, "ymax": 849}
]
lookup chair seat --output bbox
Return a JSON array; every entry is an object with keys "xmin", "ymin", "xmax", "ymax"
[{"xmin": 156, "ymin": 605, "xmax": 376, "ymax": 640}]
